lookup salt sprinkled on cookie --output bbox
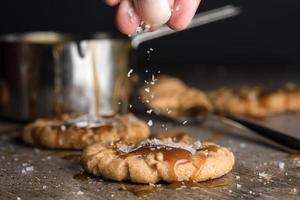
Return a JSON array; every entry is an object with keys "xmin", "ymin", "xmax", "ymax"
[{"xmin": 118, "ymin": 138, "xmax": 202, "ymax": 155}]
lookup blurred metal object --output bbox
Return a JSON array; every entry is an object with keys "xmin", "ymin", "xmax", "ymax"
[
  {"xmin": 0, "ymin": 5, "xmax": 241, "ymax": 121},
  {"xmin": 0, "ymin": 32, "xmax": 131, "ymax": 120}
]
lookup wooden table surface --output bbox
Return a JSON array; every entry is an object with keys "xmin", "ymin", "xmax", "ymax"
[{"xmin": 0, "ymin": 114, "xmax": 300, "ymax": 200}]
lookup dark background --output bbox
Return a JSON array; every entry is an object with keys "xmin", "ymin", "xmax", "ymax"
[{"xmin": 0, "ymin": 0, "xmax": 300, "ymax": 87}]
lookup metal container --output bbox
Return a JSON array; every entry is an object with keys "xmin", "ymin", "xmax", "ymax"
[
  {"xmin": 0, "ymin": 5, "xmax": 240, "ymax": 121},
  {"xmin": 0, "ymin": 32, "xmax": 131, "ymax": 120}
]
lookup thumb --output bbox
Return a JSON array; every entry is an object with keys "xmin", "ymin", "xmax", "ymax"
[{"xmin": 133, "ymin": 0, "xmax": 172, "ymax": 28}]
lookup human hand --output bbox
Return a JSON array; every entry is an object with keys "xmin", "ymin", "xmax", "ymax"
[{"xmin": 105, "ymin": 0, "xmax": 201, "ymax": 35}]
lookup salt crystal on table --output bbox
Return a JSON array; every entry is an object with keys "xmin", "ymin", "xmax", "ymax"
[
  {"xmin": 77, "ymin": 191, "xmax": 84, "ymax": 195},
  {"xmin": 236, "ymin": 175, "xmax": 240, "ymax": 180},
  {"xmin": 278, "ymin": 162, "xmax": 285, "ymax": 170},
  {"xmin": 259, "ymin": 172, "xmax": 272, "ymax": 181},
  {"xmin": 26, "ymin": 166, "xmax": 34, "ymax": 172},
  {"xmin": 236, "ymin": 184, "xmax": 242, "ymax": 189},
  {"xmin": 17, "ymin": 197, "xmax": 21, "ymax": 200},
  {"xmin": 42, "ymin": 185, "xmax": 47, "ymax": 189},
  {"xmin": 239, "ymin": 143, "xmax": 247, "ymax": 148}
]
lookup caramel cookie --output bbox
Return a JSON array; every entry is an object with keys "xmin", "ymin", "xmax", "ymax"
[
  {"xmin": 208, "ymin": 83, "xmax": 300, "ymax": 117},
  {"xmin": 21, "ymin": 114, "xmax": 150, "ymax": 150},
  {"xmin": 81, "ymin": 138, "xmax": 234, "ymax": 184},
  {"xmin": 141, "ymin": 75, "xmax": 213, "ymax": 118}
]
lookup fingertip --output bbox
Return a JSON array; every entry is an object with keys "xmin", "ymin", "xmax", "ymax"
[
  {"xmin": 115, "ymin": 0, "xmax": 141, "ymax": 35},
  {"xmin": 104, "ymin": 0, "xmax": 120, "ymax": 7},
  {"xmin": 168, "ymin": 0, "xmax": 201, "ymax": 31},
  {"xmin": 168, "ymin": 18, "xmax": 189, "ymax": 31}
]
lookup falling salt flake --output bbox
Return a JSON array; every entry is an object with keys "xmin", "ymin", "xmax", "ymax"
[
  {"xmin": 146, "ymin": 100, "xmax": 150, "ymax": 104},
  {"xmin": 182, "ymin": 120, "xmax": 188, "ymax": 125},
  {"xmin": 278, "ymin": 162, "xmax": 285, "ymax": 170},
  {"xmin": 148, "ymin": 120, "xmax": 153, "ymax": 127},
  {"xmin": 129, "ymin": 104, "xmax": 133, "ymax": 109},
  {"xmin": 144, "ymin": 80, "xmax": 149, "ymax": 84},
  {"xmin": 152, "ymin": 75, "xmax": 158, "ymax": 82},
  {"xmin": 158, "ymin": 70, "xmax": 161, "ymax": 74},
  {"xmin": 118, "ymin": 102, "xmax": 121, "ymax": 105},
  {"xmin": 145, "ymin": 70, "xmax": 149, "ymax": 73},
  {"xmin": 236, "ymin": 184, "xmax": 242, "ymax": 189},
  {"xmin": 146, "ymin": 109, "xmax": 153, "ymax": 114},
  {"xmin": 145, "ymin": 87, "xmax": 150, "ymax": 93},
  {"xmin": 147, "ymin": 50, "xmax": 150, "ymax": 54},
  {"xmin": 236, "ymin": 175, "xmax": 240, "ymax": 180},
  {"xmin": 42, "ymin": 185, "xmax": 47, "ymax": 189},
  {"xmin": 150, "ymin": 48, "xmax": 154, "ymax": 51},
  {"xmin": 77, "ymin": 191, "xmax": 84, "ymax": 195},
  {"xmin": 259, "ymin": 172, "xmax": 272, "ymax": 181},
  {"xmin": 127, "ymin": 69, "xmax": 134, "ymax": 77}
]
